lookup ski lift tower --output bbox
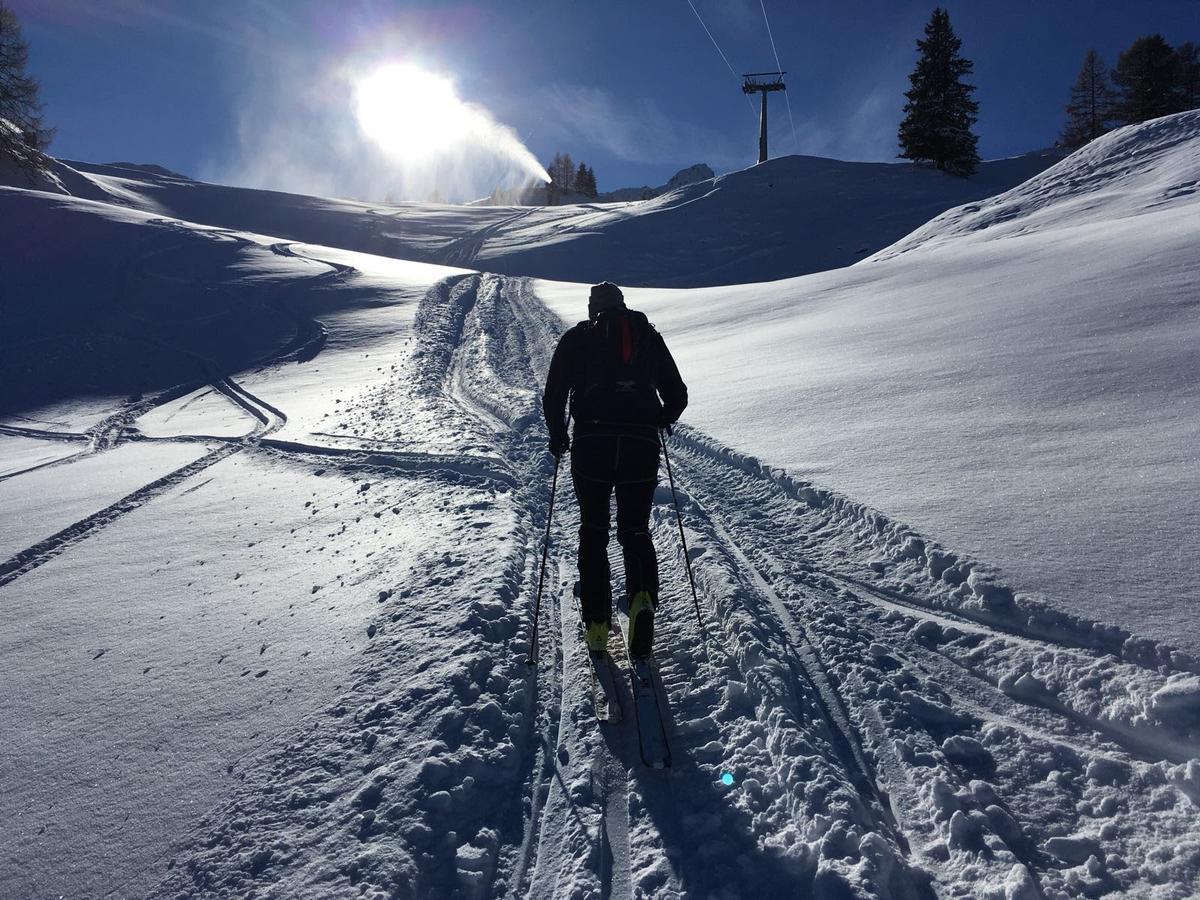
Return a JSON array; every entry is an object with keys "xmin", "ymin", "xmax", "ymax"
[{"xmin": 742, "ymin": 71, "xmax": 786, "ymax": 164}]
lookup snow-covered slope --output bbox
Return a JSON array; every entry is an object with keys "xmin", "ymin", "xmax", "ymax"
[
  {"xmin": 2, "ymin": 114, "xmax": 1198, "ymax": 900},
  {"xmin": 43, "ymin": 150, "xmax": 1060, "ymax": 288},
  {"xmin": 876, "ymin": 112, "xmax": 1200, "ymax": 258},
  {"xmin": 540, "ymin": 109, "xmax": 1200, "ymax": 663}
]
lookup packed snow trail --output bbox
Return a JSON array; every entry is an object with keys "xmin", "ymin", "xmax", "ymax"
[{"xmin": 115, "ymin": 269, "xmax": 1198, "ymax": 900}]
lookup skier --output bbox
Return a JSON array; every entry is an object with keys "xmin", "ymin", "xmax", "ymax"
[{"xmin": 542, "ymin": 281, "xmax": 688, "ymax": 659}]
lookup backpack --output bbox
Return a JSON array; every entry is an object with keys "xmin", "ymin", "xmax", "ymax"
[{"xmin": 575, "ymin": 310, "xmax": 660, "ymax": 421}]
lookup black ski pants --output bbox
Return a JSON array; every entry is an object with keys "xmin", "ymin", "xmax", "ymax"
[{"xmin": 571, "ymin": 429, "xmax": 660, "ymax": 625}]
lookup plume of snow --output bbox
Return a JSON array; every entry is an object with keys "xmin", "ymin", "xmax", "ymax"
[{"xmin": 205, "ymin": 54, "xmax": 547, "ymax": 203}]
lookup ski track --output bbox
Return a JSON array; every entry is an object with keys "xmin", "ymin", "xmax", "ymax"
[
  {"xmin": 5, "ymin": 231, "xmax": 1199, "ymax": 897},
  {"xmin": 0, "ymin": 228, "xmax": 342, "ymax": 586},
  {"xmin": 662, "ymin": 434, "xmax": 1200, "ymax": 898}
]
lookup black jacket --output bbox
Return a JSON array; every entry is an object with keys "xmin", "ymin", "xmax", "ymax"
[{"xmin": 542, "ymin": 307, "xmax": 688, "ymax": 444}]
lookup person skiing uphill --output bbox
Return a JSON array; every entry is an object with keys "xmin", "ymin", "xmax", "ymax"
[{"xmin": 542, "ymin": 281, "xmax": 688, "ymax": 658}]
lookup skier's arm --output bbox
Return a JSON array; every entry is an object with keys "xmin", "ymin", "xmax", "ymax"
[
  {"xmin": 542, "ymin": 333, "xmax": 573, "ymax": 446},
  {"xmin": 655, "ymin": 332, "xmax": 688, "ymax": 425}
]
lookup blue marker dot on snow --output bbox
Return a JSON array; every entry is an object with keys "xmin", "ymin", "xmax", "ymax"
[{"xmin": 720, "ymin": 772, "xmax": 734, "ymax": 786}]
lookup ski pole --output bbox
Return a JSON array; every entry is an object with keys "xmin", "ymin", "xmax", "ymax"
[
  {"xmin": 525, "ymin": 452, "xmax": 561, "ymax": 667},
  {"xmin": 660, "ymin": 430, "xmax": 704, "ymax": 629}
]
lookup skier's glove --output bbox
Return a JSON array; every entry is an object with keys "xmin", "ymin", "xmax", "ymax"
[{"xmin": 549, "ymin": 434, "xmax": 570, "ymax": 457}]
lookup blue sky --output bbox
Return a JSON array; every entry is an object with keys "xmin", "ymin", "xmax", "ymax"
[{"xmin": 11, "ymin": 0, "xmax": 1198, "ymax": 198}]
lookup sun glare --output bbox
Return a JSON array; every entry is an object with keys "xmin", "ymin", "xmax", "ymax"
[
  {"xmin": 354, "ymin": 63, "xmax": 472, "ymax": 161},
  {"xmin": 352, "ymin": 61, "xmax": 550, "ymax": 189}
]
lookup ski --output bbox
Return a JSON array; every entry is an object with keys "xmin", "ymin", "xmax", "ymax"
[
  {"xmin": 574, "ymin": 582, "xmax": 624, "ymax": 724},
  {"xmin": 589, "ymin": 651, "xmax": 621, "ymax": 723},
  {"xmin": 628, "ymin": 655, "xmax": 672, "ymax": 769},
  {"xmin": 615, "ymin": 605, "xmax": 671, "ymax": 769}
]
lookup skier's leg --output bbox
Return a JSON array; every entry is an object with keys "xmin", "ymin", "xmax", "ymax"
[
  {"xmin": 575, "ymin": 478, "xmax": 613, "ymax": 624},
  {"xmin": 615, "ymin": 436, "xmax": 661, "ymax": 657},
  {"xmin": 615, "ymin": 478, "xmax": 658, "ymax": 601},
  {"xmin": 571, "ymin": 436, "xmax": 616, "ymax": 634}
]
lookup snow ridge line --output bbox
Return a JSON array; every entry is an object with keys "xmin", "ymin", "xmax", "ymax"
[{"xmin": 671, "ymin": 427, "xmax": 1199, "ymax": 675}]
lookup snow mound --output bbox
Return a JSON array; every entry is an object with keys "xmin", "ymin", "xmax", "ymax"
[{"xmin": 876, "ymin": 110, "xmax": 1200, "ymax": 259}]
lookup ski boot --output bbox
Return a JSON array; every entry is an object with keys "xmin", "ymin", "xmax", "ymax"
[
  {"xmin": 627, "ymin": 591, "xmax": 655, "ymax": 659},
  {"xmin": 585, "ymin": 620, "xmax": 610, "ymax": 655}
]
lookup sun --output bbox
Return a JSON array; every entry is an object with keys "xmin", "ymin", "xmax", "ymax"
[{"xmin": 353, "ymin": 63, "xmax": 473, "ymax": 161}]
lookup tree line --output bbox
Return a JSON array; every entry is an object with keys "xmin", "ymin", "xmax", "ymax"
[
  {"xmin": 1062, "ymin": 37, "xmax": 1199, "ymax": 148},
  {"xmin": 546, "ymin": 151, "xmax": 598, "ymax": 202},
  {"xmin": 897, "ymin": 7, "xmax": 1198, "ymax": 177}
]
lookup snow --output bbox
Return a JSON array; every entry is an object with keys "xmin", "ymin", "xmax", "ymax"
[
  {"xmin": 0, "ymin": 431, "xmax": 85, "ymax": 477},
  {"xmin": 42, "ymin": 150, "xmax": 1061, "ymax": 288},
  {"xmin": 537, "ymin": 110, "xmax": 1200, "ymax": 662},
  {"xmin": 0, "ymin": 441, "xmax": 211, "ymax": 558},
  {"xmin": 2, "ymin": 112, "xmax": 1199, "ymax": 899}
]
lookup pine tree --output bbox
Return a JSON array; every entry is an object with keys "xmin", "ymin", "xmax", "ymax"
[
  {"xmin": 897, "ymin": 7, "xmax": 980, "ymax": 176},
  {"xmin": 1061, "ymin": 49, "xmax": 1114, "ymax": 148},
  {"xmin": 0, "ymin": 3, "xmax": 53, "ymax": 166},
  {"xmin": 1177, "ymin": 41, "xmax": 1199, "ymax": 111},
  {"xmin": 1111, "ymin": 34, "xmax": 1184, "ymax": 125},
  {"xmin": 573, "ymin": 163, "xmax": 597, "ymax": 197}
]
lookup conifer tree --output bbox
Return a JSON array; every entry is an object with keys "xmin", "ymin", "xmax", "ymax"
[
  {"xmin": 1061, "ymin": 49, "xmax": 1114, "ymax": 149},
  {"xmin": 573, "ymin": 162, "xmax": 597, "ymax": 197},
  {"xmin": 0, "ymin": 3, "xmax": 53, "ymax": 166},
  {"xmin": 1111, "ymin": 34, "xmax": 1183, "ymax": 125},
  {"xmin": 897, "ymin": 8, "xmax": 980, "ymax": 176},
  {"xmin": 1177, "ymin": 41, "xmax": 1199, "ymax": 111}
]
